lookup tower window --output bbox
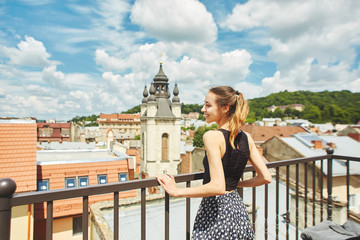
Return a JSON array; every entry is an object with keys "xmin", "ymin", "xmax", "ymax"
[{"xmin": 162, "ymin": 133, "xmax": 169, "ymax": 161}]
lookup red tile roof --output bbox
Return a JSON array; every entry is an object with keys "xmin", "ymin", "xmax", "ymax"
[
  {"xmin": 240, "ymin": 125, "xmax": 308, "ymax": 142},
  {"xmin": 99, "ymin": 113, "xmax": 141, "ymax": 122},
  {"xmin": 0, "ymin": 123, "xmax": 37, "ymax": 193},
  {"xmin": 37, "ymin": 123, "xmax": 70, "ymax": 128}
]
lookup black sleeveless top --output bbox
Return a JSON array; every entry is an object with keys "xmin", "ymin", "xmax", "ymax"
[{"xmin": 202, "ymin": 129, "xmax": 250, "ymax": 191}]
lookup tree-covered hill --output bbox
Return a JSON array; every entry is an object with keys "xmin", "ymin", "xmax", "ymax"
[
  {"xmin": 177, "ymin": 90, "xmax": 360, "ymax": 124},
  {"xmin": 247, "ymin": 90, "xmax": 360, "ymax": 124}
]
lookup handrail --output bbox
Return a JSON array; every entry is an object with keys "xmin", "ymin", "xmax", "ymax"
[
  {"xmin": 10, "ymin": 172, "xmax": 204, "ymax": 207},
  {"xmin": 1, "ymin": 154, "xmax": 359, "ymax": 240},
  {"xmin": 9, "ymin": 155, "xmax": 337, "ymax": 207},
  {"xmin": 10, "ymin": 154, "xmax": 356, "ymax": 207}
]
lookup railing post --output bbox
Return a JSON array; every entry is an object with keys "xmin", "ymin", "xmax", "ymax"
[
  {"xmin": 326, "ymin": 148, "xmax": 334, "ymax": 221},
  {"xmin": 0, "ymin": 178, "xmax": 17, "ymax": 240}
]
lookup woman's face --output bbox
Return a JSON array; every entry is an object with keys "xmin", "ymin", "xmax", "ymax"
[{"xmin": 201, "ymin": 91, "xmax": 223, "ymax": 124}]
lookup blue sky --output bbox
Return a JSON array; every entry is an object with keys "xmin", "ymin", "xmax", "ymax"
[{"xmin": 0, "ymin": 0, "xmax": 359, "ymax": 120}]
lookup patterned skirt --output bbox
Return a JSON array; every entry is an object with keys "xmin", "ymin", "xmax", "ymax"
[{"xmin": 192, "ymin": 190, "xmax": 254, "ymax": 240}]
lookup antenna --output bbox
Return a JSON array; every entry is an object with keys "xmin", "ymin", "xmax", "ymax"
[{"xmin": 159, "ymin": 52, "xmax": 164, "ymax": 64}]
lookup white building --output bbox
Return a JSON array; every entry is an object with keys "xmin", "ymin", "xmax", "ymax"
[{"xmin": 140, "ymin": 64, "xmax": 182, "ymax": 177}]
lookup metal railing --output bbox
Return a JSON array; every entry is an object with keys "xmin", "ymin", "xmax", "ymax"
[{"xmin": 1, "ymin": 152, "xmax": 359, "ymax": 240}]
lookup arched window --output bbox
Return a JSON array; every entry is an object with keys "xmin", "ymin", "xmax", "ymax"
[{"xmin": 162, "ymin": 133, "xmax": 169, "ymax": 161}]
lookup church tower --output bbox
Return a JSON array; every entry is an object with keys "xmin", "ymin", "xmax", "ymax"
[{"xmin": 140, "ymin": 63, "xmax": 181, "ymax": 177}]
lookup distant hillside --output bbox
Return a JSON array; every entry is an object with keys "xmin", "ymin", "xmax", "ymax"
[
  {"xmin": 120, "ymin": 90, "xmax": 360, "ymax": 124},
  {"xmin": 247, "ymin": 90, "xmax": 360, "ymax": 124}
]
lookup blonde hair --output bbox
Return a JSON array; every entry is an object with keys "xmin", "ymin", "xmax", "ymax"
[{"xmin": 209, "ymin": 86, "xmax": 249, "ymax": 149}]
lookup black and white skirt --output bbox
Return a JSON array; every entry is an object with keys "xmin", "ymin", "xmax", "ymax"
[{"xmin": 192, "ymin": 190, "xmax": 254, "ymax": 240}]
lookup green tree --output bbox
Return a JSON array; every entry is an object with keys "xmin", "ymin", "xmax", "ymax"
[
  {"xmin": 246, "ymin": 111, "xmax": 256, "ymax": 123},
  {"xmin": 193, "ymin": 124, "xmax": 218, "ymax": 148},
  {"xmin": 273, "ymin": 108, "xmax": 285, "ymax": 118},
  {"xmin": 198, "ymin": 114, "xmax": 206, "ymax": 121},
  {"xmin": 134, "ymin": 134, "xmax": 140, "ymax": 140},
  {"xmin": 122, "ymin": 105, "xmax": 141, "ymax": 114},
  {"xmin": 303, "ymin": 104, "xmax": 321, "ymax": 123}
]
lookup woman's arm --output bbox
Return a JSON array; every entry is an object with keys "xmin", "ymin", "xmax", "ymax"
[
  {"xmin": 157, "ymin": 130, "xmax": 226, "ymax": 198},
  {"xmin": 237, "ymin": 133, "xmax": 272, "ymax": 188}
]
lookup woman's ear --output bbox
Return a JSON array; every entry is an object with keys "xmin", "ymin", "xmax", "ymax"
[{"xmin": 221, "ymin": 105, "xmax": 229, "ymax": 115}]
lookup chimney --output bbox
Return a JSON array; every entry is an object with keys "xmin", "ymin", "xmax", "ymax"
[
  {"xmin": 348, "ymin": 133, "xmax": 360, "ymax": 142},
  {"xmin": 110, "ymin": 141, "xmax": 114, "ymax": 152},
  {"xmin": 311, "ymin": 140, "xmax": 323, "ymax": 149},
  {"xmin": 326, "ymin": 142, "xmax": 336, "ymax": 149}
]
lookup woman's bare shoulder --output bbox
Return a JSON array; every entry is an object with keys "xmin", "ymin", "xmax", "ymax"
[
  {"xmin": 203, "ymin": 129, "xmax": 223, "ymax": 139},
  {"xmin": 203, "ymin": 130, "xmax": 225, "ymax": 146}
]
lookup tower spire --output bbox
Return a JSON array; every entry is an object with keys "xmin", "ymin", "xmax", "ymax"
[
  {"xmin": 142, "ymin": 85, "xmax": 148, "ymax": 103},
  {"xmin": 172, "ymin": 83, "xmax": 180, "ymax": 102}
]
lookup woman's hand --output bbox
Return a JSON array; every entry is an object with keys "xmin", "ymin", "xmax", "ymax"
[{"xmin": 156, "ymin": 174, "xmax": 179, "ymax": 197}]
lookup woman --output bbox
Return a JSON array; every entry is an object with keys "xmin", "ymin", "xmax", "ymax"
[{"xmin": 156, "ymin": 86, "xmax": 272, "ymax": 239}]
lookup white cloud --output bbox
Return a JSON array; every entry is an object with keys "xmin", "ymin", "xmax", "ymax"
[
  {"xmin": 3, "ymin": 0, "xmax": 359, "ymax": 121},
  {"xmin": 130, "ymin": 0, "xmax": 217, "ymax": 44},
  {"xmin": 24, "ymin": 85, "xmax": 54, "ymax": 97},
  {"xmin": 94, "ymin": 39, "xmax": 253, "ymax": 107},
  {"xmin": 0, "ymin": 36, "xmax": 60, "ymax": 67},
  {"xmin": 95, "ymin": 49, "xmax": 127, "ymax": 72},
  {"xmin": 42, "ymin": 65, "xmax": 69, "ymax": 90},
  {"xmin": 96, "ymin": 0, "xmax": 131, "ymax": 31},
  {"xmin": 0, "ymin": 94, "xmax": 53, "ymax": 118},
  {"xmin": 0, "ymin": 88, "xmax": 5, "ymax": 98},
  {"xmin": 69, "ymin": 90, "xmax": 92, "ymax": 112},
  {"xmin": 351, "ymin": 78, "xmax": 360, "ymax": 90},
  {"xmin": 221, "ymin": 0, "xmax": 360, "ymax": 95},
  {"xmin": 234, "ymin": 81, "xmax": 263, "ymax": 100},
  {"xmin": 18, "ymin": 0, "xmax": 53, "ymax": 6}
]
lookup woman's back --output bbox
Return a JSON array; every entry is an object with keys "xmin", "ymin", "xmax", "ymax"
[{"xmin": 203, "ymin": 129, "xmax": 250, "ymax": 191}]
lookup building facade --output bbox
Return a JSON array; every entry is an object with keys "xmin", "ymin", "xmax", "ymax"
[
  {"xmin": 0, "ymin": 119, "xmax": 37, "ymax": 240},
  {"xmin": 35, "ymin": 149, "xmax": 135, "ymax": 240},
  {"xmin": 140, "ymin": 64, "xmax": 182, "ymax": 177},
  {"xmin": 261, "ymin": 133, "xmax": 360, "ymax": 214},
  {"xmin": 37, "ymin": 122, "xmax": 71, "ymax": 143},
  {"xmin": 97, "ymin": 113, "xmax": 141, "ymax": 143}
]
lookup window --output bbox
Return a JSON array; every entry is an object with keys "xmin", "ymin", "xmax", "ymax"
[
  {"xmin": 119, "ymin": 173, "xmax": 128, "ymax": 182},
  {"xmin": 79, "ymin": 176, "xmax": 89, "ymax": 187},
  {"xmin": 65, "ymin": 176, "xmax": 89, "ymax": 188},
  {"xmin": 97, "ymin": 175, "xmax": 108, "ymax": 184},
  {"xmin": 62, "ymin": 128, "xmax": 70, "ymax": 137},
  {"xmin": 65, "ymin": 177, "xmax": 76, "ymax": 188},
  {"xmin": 73, "ymin": 216, "xmax": 82, "ymax": 236},
  {"xmin": 162, "ymin": 133, "xmax": 169, "ymax": 161},
  {"xmin": 349, "ymin": 194, "xmax": 360, "ymax": 212},
  {"xmin": 38, "ymin": 180, "xmax": 49, "ymax": 191}
]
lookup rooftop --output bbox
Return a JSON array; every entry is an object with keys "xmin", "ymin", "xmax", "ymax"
[
  {"xmin": 37, "ymin": 149, "xmax": 129, "ymax": 165},
  {"xmin": 281, "ymin": 134, "xmax": 360, "ymax": 176},
  {"xmin": 241, "ymin": 125, "xmax": 308, "ymax": 143}
]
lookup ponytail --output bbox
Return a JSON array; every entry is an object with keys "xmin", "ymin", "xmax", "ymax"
[
  {"xmin": 228, "ymin": 92, "xmax": 249, "ymax": 149},
  {"xmin": 209, "ymin": 86, "xmax": 249, "ymax": 149}
]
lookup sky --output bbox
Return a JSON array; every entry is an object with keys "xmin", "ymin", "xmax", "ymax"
[{"xmin": 0, "ymin": 0, "xmax": 359, "ymax": 121}]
